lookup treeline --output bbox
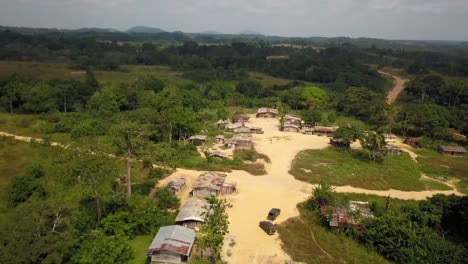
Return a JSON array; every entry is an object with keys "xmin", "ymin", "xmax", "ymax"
[
  {"xmin": 0, "ymin": 148, "xmax": 179, "ymax": 263},
  {"xmin": 309, "ymin": 184, "xmax": 468, "ymax": 264}
]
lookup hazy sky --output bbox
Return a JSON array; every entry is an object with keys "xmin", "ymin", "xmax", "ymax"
[{"xmin": 1, "ymin": 0, "xmax": 468, "ymax": 40}]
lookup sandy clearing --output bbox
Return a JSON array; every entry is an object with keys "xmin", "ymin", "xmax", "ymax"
[
  {"xmin": 1, "ymin": 122, "xmax": 463, "ymax": 263},
  {"xmin": 379, "ymin": 70, "xmax": 409, "ymax": 104}
]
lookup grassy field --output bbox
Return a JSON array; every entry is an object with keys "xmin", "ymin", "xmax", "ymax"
[
  {"xmin": 0, "ymin": 61, "xmax": 183, "ymax": 84},
  {"xmin": 289, "ymin": 148, "xmax": 452, "ymax": 191},
  {"xmin": 0, "ymin": 61, "xmax": 292, "ymax": 87},
  {"xmin": 277, "ymin": 202, "xmax": 388, "ymax": 264},
  {"xmin": 416, "ymin": 149, "xmax": 468, "ymax": 194},
  {"xmin": 129, "ymin": 235, "xmax": 152, "ymax": 264}
]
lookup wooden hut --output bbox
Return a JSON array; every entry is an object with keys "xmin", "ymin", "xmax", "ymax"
[
  {"xmin": 285, "ymin": 114, "xmax": 302, "ymax": 126},
  {"xmin": 330, "ymin": 138, "xmax": 350, "ymax": 148},
  {"xmin": 175, "ymin": 199, "xmax": 209, "ymax": 230},
  {"xmin": 166, "ymin": 178, "xmax": 186, "ymax": 194},
  {"xmin": 404, "ymin": 137, "xmax": 422, "ymax": 148},
  {"xmin": 227, "ymin": 122, "xmax": 263, "ymax": 134},
  {"xmin": 282, "ymin": 124, "xmax": 301, "ymax": 132},
  {"xmin": 385, "ymin": 145, "xmax": 402, "ymax": 156},
  {"xmin": 438, "ymin": 145, "xmax": 466, "ymax": 156},
  {"xmin": 312, "ymin": 126, "xmax": 338, "ymax": 136},
  {"xmin": 214, "ymin": 135, "xmax": 225, "ymax": 144},
  {"xmin": 232, "ymin": 114, "xmax": 250, "ymax": 123},
  {"xmin": 216, "ymin": 120, "xmax": 230, "ymax": 129},
  {"xmin": 146, "ymin": 225, "xmax": 196, "ymax": 264},
  {"xmin": 256, "ymin": 108, "xmax": 278, "ymax": 118},
  {"xmin": 226, "ymin": 134, "xmax": 253, "ymax": 149},
  {"xmin": 189, "ymin": 135, "xmax": 207, "ymax": 146},
  {"xmin": 192, "ymin": 172, "xmax": 236, "ymax": 198}
]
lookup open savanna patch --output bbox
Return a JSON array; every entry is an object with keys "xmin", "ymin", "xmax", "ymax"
[
  {"xmin": 289, "ymin": 148, "xmax": 451, "ymax": 192},
  {"xmin": 416, "ymin": 149, "xmax": 468, "ymax": 194}
]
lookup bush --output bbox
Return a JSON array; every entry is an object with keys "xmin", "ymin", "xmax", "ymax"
[
  {"xmin": 71, "ymin": 119, "xmax": 108, "ymax": 139},
  {"xmin": 154, "ymin": 188, "xmax": 180, "ymax": 210}
]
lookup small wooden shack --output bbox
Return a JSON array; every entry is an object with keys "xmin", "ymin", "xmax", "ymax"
[
  {"xmin": 310, "ymin": 126, "xmax": 338, "ymax": 136},
  {"xmin": 282, "ymin": 124, "xmax": 301, "ymax": 132},
  {"xmin": 330, "ymin": 138, "xmax": 350, "ymax": 148},
  {"xmin": 192, "ymin": 172, "xmax": 236, "ymax": 198},
  {"xmin": 232, "ymin": 114, "xmax": 250, "ymax": 123},
  {"xmin": 189, "ymin": 135, "xmax": 207, "ymax": 146},
  {"xmin": 226, "ymin": 134, "xmax": 253, "ymax": 149},
  {"xmin": 175, "ymin": 199, "xmax": 209, "ymax": 230},
  {"xmin": 166, "ymin": 178, "xmax": 186, "ymax": 194},
  {"xmin": 146, "ymin": 225, "xmax": 196, "ymax": 264},
  {"xmin": 438, "ymin": 145, "xmax": 466, "ymax": 156},
  {"xmin": 214, "ymin": 135, "xmax": 225, "ymax": 144},
  {"xmin": 256, "ymin": 108, "xmax": 278, "ymax": 118},
  {"xmin": 216, "ymin": 120, "xmax": 230, "ymax": 129},
  {"xmin": 385, "ymin": 145, "xmax": 402, "ymax": 156},
  {"xmin": 285, "ymin": 114, "xmax": 302, "ymax": 126},
  {"xmin": 227, "ymin": 122, "xmax": 263, "ymax": 134},
  {"xmin": 383, "ymin": 133, "xmax": 397, "ymax": 143}
]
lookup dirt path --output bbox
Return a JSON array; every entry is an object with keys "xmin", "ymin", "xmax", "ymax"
[
  {"xmin": 1, "ymin": 124, "xmax": 462, "ymax": 263},
  {"xmin": 379, "ymin": 70, "xmax": 409, "ymax": 104}
]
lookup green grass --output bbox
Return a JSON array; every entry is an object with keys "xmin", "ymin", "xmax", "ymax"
[
  {"xmin": 290, "ymin": 148, "xmax": 428, "ymax": 191},
  {"xmin": 416, "ymin": 149, "xmax": 468, "ymax": 194},
  {"xmin": 277, "ymin": 203, "xmax": 388, "ymax": 264},
  {"xmin": 250, "ymin": 72, "xmax": 291, "ymax": 87},
  {"xmin": 129, "ymin": 235, "xmax": 152, "ymax": 264},
  {"xmin": 420, "ymin": 178, "xmax": 453, "ymax": 191},
  {"xmin": 0, "ymin": 61, "xmax": 183, "ymax": 85}
]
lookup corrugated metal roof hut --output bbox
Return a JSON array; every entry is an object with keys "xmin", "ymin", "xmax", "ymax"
[
  {"xmin": 438, "ymin": 145, "xmax": 466, "ymax": 156},
  {"xmin": 232, "ymin": 114, "xmax": 250, "ymax": 123},
  {"xmin": 166, "ymin": 178, "xmax": 186, "ymax": 194},
  {"xmin": 226, "ymin": 134, "xmax": 253, "ymax": 149},
  {"xmin": 192, "ymin": 172, "xmax": 226, "ymax": 198},
  {"xmin": 189, "ymin": 135, "xmax": 207, "ymax": 146},
  {"xmin": 283, "ymin": 124, "xmax": 301, "ymax": 132},
  {"xmin": 285, "ymin": 114, "xmax": 302, "ymax": 126},
  {"xmin": 385, "ymin": 145, "xmax": 402, "ymax": 156},
  {"xmin": 146, "ymin": 225, "xmax": 196, "ymax": 263},
  {"xmin": 175, "ymin": 199, "xmax": 209, "ymax": 230},
  {"xmin": 216, "ymin": 120, "xmax": 230, "ymax": 129},
  {"xmin": 214, "ymin": 135, "xmax": 225, "ymax": 144},
  {"xmin": 256, "ymin": 108, "xmax": 278, "ymax": 118}
]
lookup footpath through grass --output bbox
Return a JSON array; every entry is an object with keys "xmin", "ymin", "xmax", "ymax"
[
  {"xmin": 290, "ymin": 148, "xmax": 450, "ymax": 191},
  {"xmin": 129, "ymin": 235, "xmax": 152, "ymax": 264},
  {"xmin": 277, "ymin": 202, "xmax": 388, "ymax": 264},
  {"xmin": 416, "ymin": 149, "xmax": 468, "ymax": 194}
]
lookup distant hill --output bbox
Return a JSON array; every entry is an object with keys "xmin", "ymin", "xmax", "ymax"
[
  {"xmin": 239, "ymin": 30, "xmax": 263, "ymax": 36},
  {"xmin": 127, "ymin": 26, "xmax": 165, "ymax": 34},
  {"xmin": 200, "ymin": 30, "xmax": 223, "ymax": 35}
]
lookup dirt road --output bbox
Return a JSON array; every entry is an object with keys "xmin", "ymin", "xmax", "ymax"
[
  {"xmin": 157, "ymin": 116, "xmax": 460, "ymax": 264},
  {"xmin": 379, "ymin": 70, "xmax": 409, "ymax": 104},
  {"xmin": 1, "ymin": 122, "xmax": 462, "ymax": 263}
]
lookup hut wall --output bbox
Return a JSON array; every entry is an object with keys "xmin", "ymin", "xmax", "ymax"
[
  {"xmin": 233, "ymin": 127, "xmax": 251, "ymax": 133},
  {"xmin": 152, "ymin": 251, "xmax": 184, "ymax": 264},
  {"xmin": 283, "ymin": 127, "xmax": 299, "ymax": 132},
  {"xmin": 193, "ymin": 188, "xmax": 219, "ymax": 198}
]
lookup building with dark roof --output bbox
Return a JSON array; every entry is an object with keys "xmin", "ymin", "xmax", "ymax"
[
  {"xmin": 146, "ymin": 225, "xmax": 196, "ymax": 263},
  {"xmin": 438, "ymin": 145, "xmax": 466, "ymax": 156}
]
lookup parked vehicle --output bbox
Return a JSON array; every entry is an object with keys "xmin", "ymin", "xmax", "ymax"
[
  {"xmin": 267, "ymin": 208, "xmax": 281, "ymax": 220},
  {"xmin": 259, "ymin": 221, "xmax": 276, "ymax": 235}
]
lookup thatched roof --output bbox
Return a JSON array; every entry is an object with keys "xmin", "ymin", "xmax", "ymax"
[
  {"xmin": 257, "ymin": 108, "xmax": 278, "ymax": 114},
  {"xmin": 192, "ymin": 172, "xmax": 227, "ymax": 190}
]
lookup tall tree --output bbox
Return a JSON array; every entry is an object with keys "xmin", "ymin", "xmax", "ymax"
[
  {"xmin": 198, "ymin": 196, "xmax": 232, "ymax": 263},
  {"xmin": 110, "ymin": 121, "xmax": 150, "ymax": 198},
  {"xmin": 360, "ymin": 131, "xmax": 386, "ymax": 162}
]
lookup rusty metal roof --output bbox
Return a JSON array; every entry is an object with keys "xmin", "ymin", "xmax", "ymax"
[
  {"xmin": 192, "ymin": 172, "xmax": 227, "ymax": 191},
  {"xmin": 147, "ymin": 225, "xmax": 196, "ymax": 256},
  {"xmin": 439, "ymin": 145, "xmax": 466, "ymax": 153}
]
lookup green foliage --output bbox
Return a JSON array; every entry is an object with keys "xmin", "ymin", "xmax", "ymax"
[
  {"xmin": 301, "ymin": 86, "xmax": 328, "ymax": 109},
  {"xmin": 6, "ymin": 164, "xmax": 46, "ymax": 207},
  {"xmin": 337, "ymin": 87, "xmax": 387, "ymax": 125},
  {"xmin": 300, "ymin": 109, "xmax": 322, "ymax": 125},
  {"xmin": 0, "ymin": 201, "xmax": 74, "ymax": 264},
  {"xmin": 308, "ymin": 182, "xmax": 336, "ymax": 207},
  {"xmin": 235, "ymin": 79, "xmax": 264, "ymax": 98},
  {"xmin": 359, "ymin": 131, "xmax": 387, "ymax": 162},
  {"xmin": 153, "ymin": 188, "xmax": 181, "ymax": 210},
  {"xmin": 71, "ymin": 231, "xmax": 133, "ymax": 264},
  {"xmin": 396, "ymin": 103, "xmax": 452, "ymax": 138},
  {"xmin": 198, "ymin": 196, "xmax": 232, "ymax": 263},
  {"xmin": 70, "ymin": 119, "xmax": 108, "ymax": 139}
]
